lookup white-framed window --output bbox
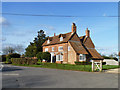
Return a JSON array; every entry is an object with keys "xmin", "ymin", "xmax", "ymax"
[
  {"xmin": 52, "ymin": 47, "xmax": 54, "ymax": 51},
  {"xmin": 68, "ymin": 46, "xmax": 71, "ymax": 51},
  {"xmin": 56, "ymin": 54, "xmax": 63, "ymax": 61},
  {"xmin": 45, "ymin": 48, "xmax": 48, "ymax": 52},
  {"xmin": 60, "ymin": 36, "xmax": 63, "ymax": 41},
  {"xmin": 79, "ymin": 54, "xmax": 86, "ymax": 61},
  {"xmin": 58, "ymin": 46, "xmax": 63, "ymax": 51},
  {"xmin": 47, "ymin": 39, "xmax": 50, "ymax": 44}
]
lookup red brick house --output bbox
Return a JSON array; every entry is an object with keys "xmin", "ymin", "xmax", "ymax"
[{"xmin": 42, "ymin": 23, "xmax": 103, "ymax": 64}]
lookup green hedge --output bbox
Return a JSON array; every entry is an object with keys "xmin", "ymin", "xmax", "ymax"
[
  {"xmin": 75, "ymin": 61, "xmax": 106, "ymax": 65},
  {"xmin": 75, "ymin": 61, "xmax": 92, "ymax": 65},
  {"xmin": 36, "ymin": 52, "xmax": 51, "ymax": 62},
  {"xmin": 6, "ymin": 53, "xmax": 20, "ymax": 64},
  {"xmin": 2, "ymin": 55, "xmax": 6, "ymax": 62},
  {"xmin": 11, "ymin": 58, "xmax": 38, "ymax": 65}
]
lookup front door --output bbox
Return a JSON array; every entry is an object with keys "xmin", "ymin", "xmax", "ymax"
[{"xmin": 52, "ymin": 56, "xmax": 56, "ymax": 63}]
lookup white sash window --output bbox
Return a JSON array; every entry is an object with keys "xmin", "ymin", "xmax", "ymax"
[
  {"xmin": 79, "ymin": 54, "xmax": 86, "ymax": 61},
  {"xmin": 45, "ymin": 48, "xmax": 48, "ymax": 52}
]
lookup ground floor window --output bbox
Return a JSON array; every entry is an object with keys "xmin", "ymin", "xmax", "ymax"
[
  {"xmin": 79, "ymin": 54, "xmax": 86, "ymax": 61},
  {"xmin": 56, "ymin": 53, "xmax": 63, "ymax": 61}
]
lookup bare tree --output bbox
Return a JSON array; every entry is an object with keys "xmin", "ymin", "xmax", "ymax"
[
  {"xmin": 2, "ymin": 46, "xmax": 15, "ymax": 55},
  {"xmin": 15, "ymin": 45, "xmax": 24, "ymax": 54}
]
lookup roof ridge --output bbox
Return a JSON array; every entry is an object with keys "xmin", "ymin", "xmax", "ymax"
[{"xmin": 48, "ymin": 32, "xmax": 72, "ymax": 38}]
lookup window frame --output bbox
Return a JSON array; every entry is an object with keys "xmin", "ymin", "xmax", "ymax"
[
  {"xmin": 45, "ymin": 48, "xmax": 48, "ymax": 52},
  {"xmin": 68, "ymin": 46, "xmax": 71, "ymax": 51},
  {"xmin": 79, "ymin": 54, "xmax": 86, "ymax": 61},
  {"xmin": 58, "ymin": 46, "xmax": 63, "ymax": 51},
  {"xmin": 60, "ymin": 36, "xmax": 63, "ymax": 41},
  {"xmin": 52, "ymin": 47, "xmax": 54, "ymax": 51}
]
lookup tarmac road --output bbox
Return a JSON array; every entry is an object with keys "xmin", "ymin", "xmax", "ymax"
[{"xmin": 2, "ymin": 64, "xmax": 119, "ymax": 88}]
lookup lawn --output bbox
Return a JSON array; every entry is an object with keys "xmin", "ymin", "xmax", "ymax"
[{"xmin": 12, "ymin": 62, "xmax": 120, "ymax": 72}]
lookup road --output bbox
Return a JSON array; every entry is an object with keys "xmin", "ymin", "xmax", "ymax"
[{"xmin": 2, "ymin": 64, "xmax": 119, "ymax": 88}]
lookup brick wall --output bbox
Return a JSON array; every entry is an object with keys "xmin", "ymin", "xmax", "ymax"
[
  {"xmin": 68, "ymin": 42, "xmax": 77, "ymax": 64},
  {"xmin": 43, "ymin": 43, "xmax": 68, "ymax": 63}
]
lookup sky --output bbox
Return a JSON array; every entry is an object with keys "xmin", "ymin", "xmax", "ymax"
[{"xmin": 1, "ymin": 2, "xmax": 118, "ymax": 55}]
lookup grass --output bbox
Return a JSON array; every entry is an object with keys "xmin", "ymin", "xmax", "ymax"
[{"xmin": 12, "ymin": 62, "xmax": 120, "ymax": 72}]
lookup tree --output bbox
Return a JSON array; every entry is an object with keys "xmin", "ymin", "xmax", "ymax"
[
  {"xmin": 15, "ymin": 45, "xmax": 24, "ymax": 54},
  {"xmin": 42, "ymin": 52, "xmax": 51, "ymax": 62},
  {"xmin": 2, "ymin": 46, "xmax": 15, "ymax": 55},
  {"xmin": 25, "ymin": 30, "xmax": 47, "ymax": 57},
  {"xmin": 36, "ymin": 52, "xmax": 43, "ymax": 60},
  {"xmin": 6, "ymin": 53, "xmax": 20, "ymax": 63},
  {"xmin": 25, "ymin": 43, "xmax": 37, "ymax": 57}
]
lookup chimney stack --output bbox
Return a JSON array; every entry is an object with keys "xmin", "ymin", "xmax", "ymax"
[
  {"xmin": 86, "ymin": 28, "xmax": 90, "ymax": 37},
  {"xmin": 72, "ymin": 23, "xmax": 76, "ymax": 33},
  {"xmin": 54, "ymin": 33, "xmax": 56, "ymax": 36}
]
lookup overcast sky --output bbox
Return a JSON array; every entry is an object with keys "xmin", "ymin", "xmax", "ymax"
[{"xmin": 1, "ymin": 2, "xmax": 118, "ymax": 55}]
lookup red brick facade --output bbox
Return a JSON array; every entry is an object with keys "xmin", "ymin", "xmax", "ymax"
[{"xmin": 42, "ymin": 23, "xmax": 103, "ymax": 64}]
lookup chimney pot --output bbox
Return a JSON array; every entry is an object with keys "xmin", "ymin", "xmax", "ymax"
[
  {"xmin": 86, "ymin": 28, "xmax": 90, "ymax": 37},
  {"xmin": 72, "ymin": 23, "xmax": 77, "ymax": 33},
  {"xmin": 54, "ymin": 33, "xmax": 56, "ymax": 36}
]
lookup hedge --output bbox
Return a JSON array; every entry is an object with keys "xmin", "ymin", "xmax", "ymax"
[
  {"xmin": 11, "ymin": 58, "xmax": 38, "ymax": 65},
  {"xmin": 2, "ymin": 55, "xmax": 6, "ymax": 62},
  {"xmin": 36, "ymin": 52, "xmax": 51, "ymax": 62},
  {"xmin": 75, "ymin": 61, "xmax": 106, "ymax": 65},
  {"xmin": 75, "ymin": 61, "xmax": 92, "ymax": 65}
]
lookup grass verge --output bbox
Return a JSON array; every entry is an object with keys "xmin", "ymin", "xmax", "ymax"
[{"xmin": 12, "ymin": 63, "xmax": 120, "ymax": 72}]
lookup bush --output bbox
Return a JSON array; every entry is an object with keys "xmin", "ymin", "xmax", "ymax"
[
  {"xmin": 2, "ymin": 55, "xmax": 6, "ymax": 62},
  {"xmin": 11, "ymin": 58, "xmax": 38, "ymax": 65},
  {"xmin": 6, "ymin": 53, "xmax": 20, "ymax": 64},
  {"xmin": 102, "ymin": 55, "xmax": 111, "ymax": 59},
  {"xmin": 75, "ymin": 61, "xmax": 92, "ymax": 65},
  {"xmin": 36, "ymin": 52, "xmax": 43, "ymax": 61},
  {"xmin": 102, "ymin": 62, "xmax": 106, "ymax": 65},
  {"xmin": 113, "ymin": 57, "xmax": 118, "ymax": 61},
  {"xmin": 41, "ymin": 52, "xmax": 51, "ymax": 62}
]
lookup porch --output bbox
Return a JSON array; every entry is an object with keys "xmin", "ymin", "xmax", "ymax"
[{"xmin": 50, "ymin": 52, "xmax": 63, "ymax": 64}]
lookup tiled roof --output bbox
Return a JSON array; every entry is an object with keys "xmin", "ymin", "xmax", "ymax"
[
  {"xmin": 42, "ymin": 32, "xmax": 72, "ymax": 46},
  {"xmin": 69, "ymin": 40, "xmax": 88, "ymax": 54},
  {"xmin": 87, "ymin": 48, "xmax": 104, "ymax": 60},
  {"xmin": 79, "ymin": 36, "xmax": 103, "ymax": 59},
  {"xmin": 42, "ymin": 31, "xmax": 103, "ymax": 60}
]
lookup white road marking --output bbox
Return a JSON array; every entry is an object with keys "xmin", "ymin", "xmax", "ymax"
[
  {"xmin": 0, "ymin": 64, "xmax": 4, "ymax": 70},
  {"xmin": 3, "ymin": 74, "xmax": 19, "ymax": 76}
]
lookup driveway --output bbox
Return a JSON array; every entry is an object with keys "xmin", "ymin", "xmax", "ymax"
[{"xmin": 2, "ymin": 64, "xmax": 118, "ymax": 88}]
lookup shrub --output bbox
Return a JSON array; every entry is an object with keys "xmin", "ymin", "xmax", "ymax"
[
  {"xmin": 37, "ymin": 59, "xmax": 42, "ymax": 65},
  {"xmin": 36, "ymin": 52, "xmax": 43, "ymax": 61},
  {"xmin": 102, "ymin": 55, "xmax": 111, "ymax": 59},
  {"xmin": 42, "ymin": 52, "xmax": 51, "ymax": 62},
  {"xmin": 102, "ymin": 62, "xmax": 106, "ymax": 65},
  {"xmin": 75, "ymin": 61, "xmax": 92, "ymax": 65},
  {"xmin": 11, "ymin": 57, "xmax": 38, "ymax": 65},
  {"xmin": 2, "ymin": 55, "xmax": 6, "ymax": 62},
  {"xmin": 113, "ymin": 57, "xmax": 118, "ymax": 61},
  {"xmin": 6, "ymin": 53, "xmax": 20, "ymax": 64}
]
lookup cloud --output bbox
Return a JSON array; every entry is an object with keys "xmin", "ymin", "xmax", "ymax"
[
  {"xmin": 35, "ymin": 24, "xmax": 56, "ymax": 36},
  {"xmin": 0, "ymin": 17, "xmax": 10, "ymax": 26},
  {"xmin": 0, "ymin": 17, "xmax": 6, "ymax": 24},
  {"xmin": 103, "ymin": 13, "xmax": 107, "ymax": 17},
  {"xmin": 96, "ymin": 46, "xmax": 118, "ymax": 56},
  {"xmin": 37, "ymin": 24, "xmax": 56, "ymax": 31},
  {"xmin": 2, "ymin": 37, "xmax": 6, "ymax": 41}
]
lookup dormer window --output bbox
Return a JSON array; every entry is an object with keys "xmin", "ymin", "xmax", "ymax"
[
  {"xmin": 60, "ymin": 36, "xmax": 63, "ymax": 41},
  {"xmin": 47, "ymin": 39, "xmax": 50, "ymax": 44}
]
